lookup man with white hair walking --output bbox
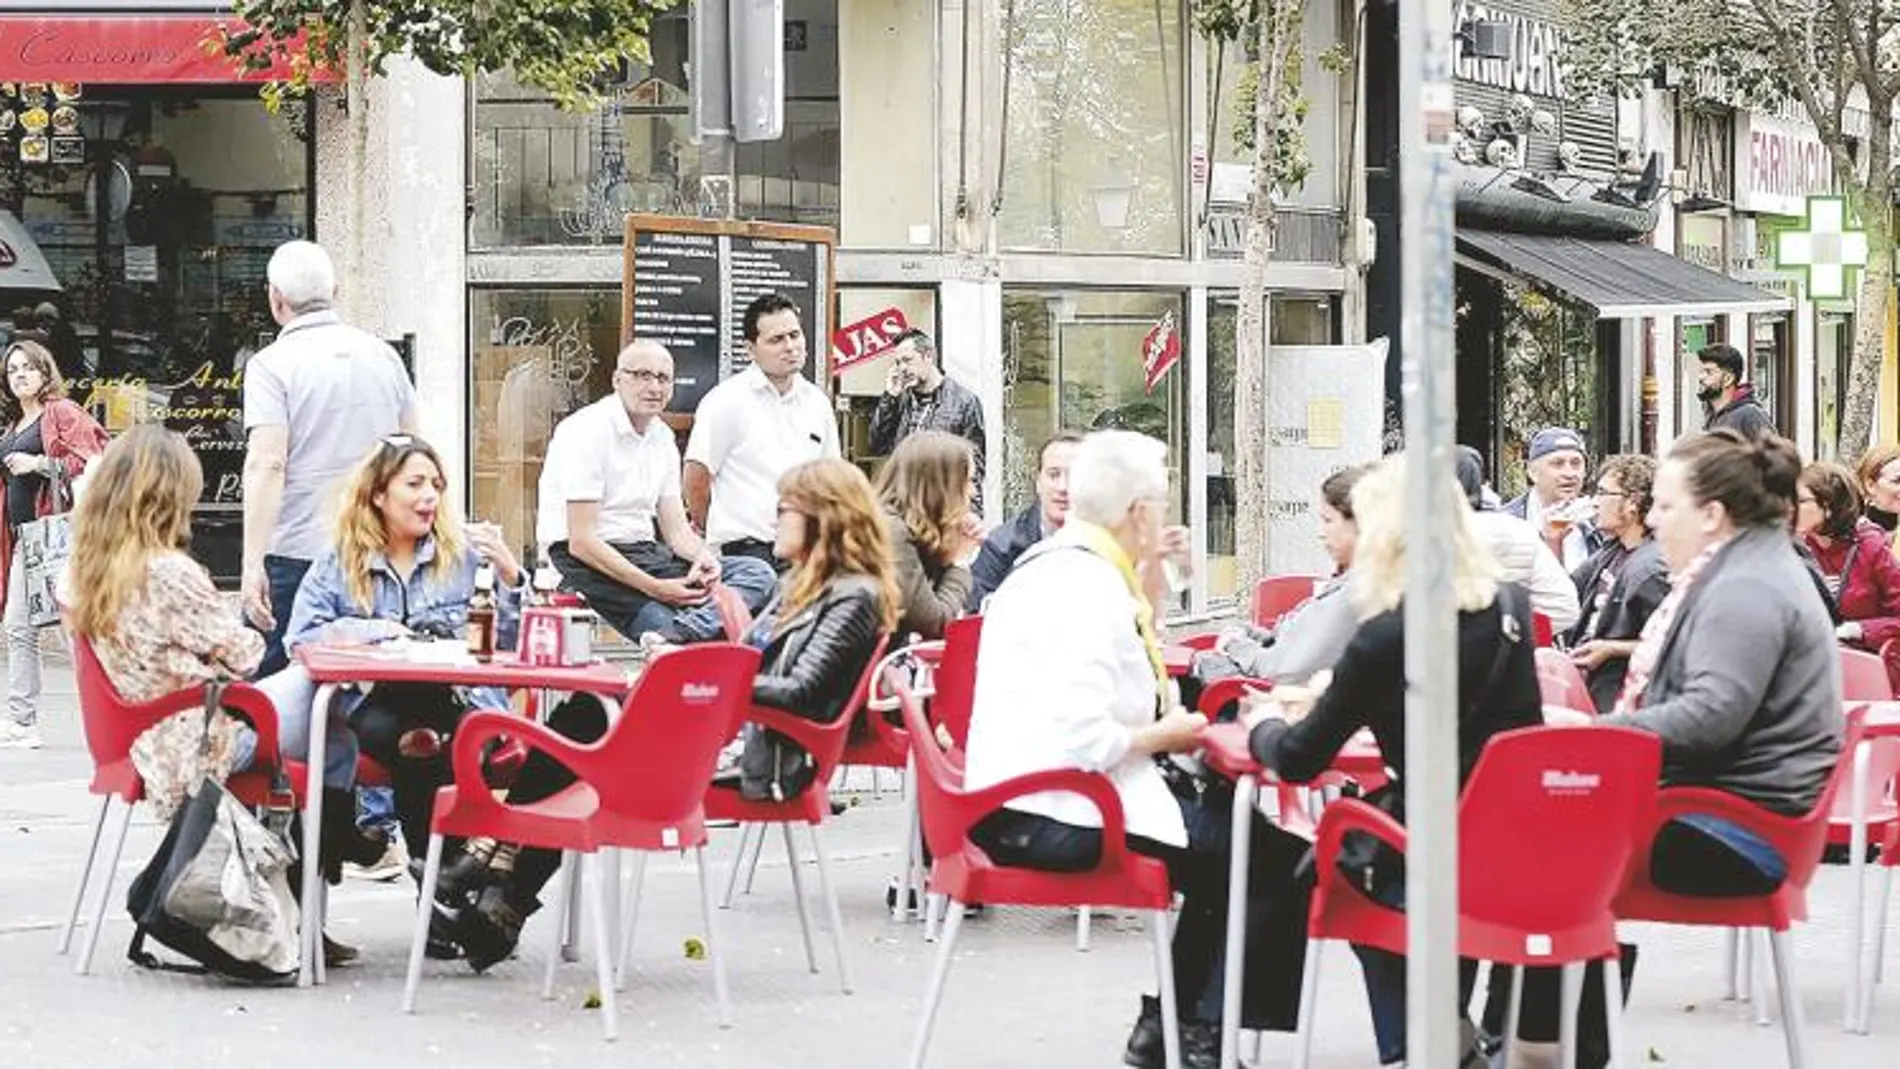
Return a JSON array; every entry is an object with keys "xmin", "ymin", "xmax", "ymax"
[{"xmin": 241, "ymin": 239, "xmax": 417, "ymax": 672}]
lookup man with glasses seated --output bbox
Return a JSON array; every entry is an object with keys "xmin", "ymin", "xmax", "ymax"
[{"xmin": 538, "ymin": 340, "xmax": 776, "ymax": 644}]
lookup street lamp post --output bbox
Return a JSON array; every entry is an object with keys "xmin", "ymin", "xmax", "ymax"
[{"xmin": 1398, "ymin": 3, "xmax": 1463, "ymax": 1067}]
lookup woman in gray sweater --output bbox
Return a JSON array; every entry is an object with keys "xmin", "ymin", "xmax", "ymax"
[{"xmin": 1601, "ymin": 429, "xmax": 1843, "ymax": 892}]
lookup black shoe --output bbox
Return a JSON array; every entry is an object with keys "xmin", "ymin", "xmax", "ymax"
[
  {"xmin": 425, "ymin": 900, "xmax": 465, "ymax": 960},
  {"xmin": 430, "ymin": 851, "xmax": 496, "ymax": 909},
  {"xmin": 461, "ymin": 884, "xmax": 538, "ymax": 973},
  {"xmin": 318, "ymin": 789, "xmax": 387, "ymax": 885},
  {"xmin": 1180, "ymin": 1019, "xmax": 1220, "ymax": 1069},
  {"xmin": 1123, "ymin": 994, "xmax": 1162, "ymax": 1069},
  {"xmin": 322, "ymin": 934, "xmax": 360, "ymax": 967}
]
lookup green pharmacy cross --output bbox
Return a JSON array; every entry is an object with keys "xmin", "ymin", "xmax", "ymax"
[{"xmin": 1776, "ymin": 196, "xmax": 1868, "ymax": 300}]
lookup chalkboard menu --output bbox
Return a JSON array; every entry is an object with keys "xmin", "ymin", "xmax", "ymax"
[{"xmin": 621, "ymin": 215, "xmax": 836, "ymax": 412}]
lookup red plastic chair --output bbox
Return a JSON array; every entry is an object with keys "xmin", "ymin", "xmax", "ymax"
[
  {"xmin": 1614, "ymin": 703, "xmax": 1871, "ymax": 1068},
  {"xmin": 402, "ymin": 643, "xmax": 761, "ymax": 1040},
  {"xmin": 1840, "ymin": 647, "xmax": 1893, "ymax": 701},
  {"xmin": 1536, "ymin": 647, "xmax": 1595, "ymax": 715},
  {"xmin": 1252, "ymin": 575, "xmax": 1322, "ymax": 628},
  {"xmin": 1864, "ymin": 814, "xmax": 1900, "ymax": 1029},
  {"xmin": 1532, "ymin": 611, "xmax": 1555, "ymax": 648},
  {"xmin": 62, "ymin": 635, "xmax": 298, "ymax": 976},
  {"xmin": 1294, "ymin": 725, "xmax": 1661, "ymax": 1069},
  {"xmin": 705, "ymin": 634, "xmax": 890, "ymax": 993},
  {"xmin": 894, "ymin": 677, "xmax": 1184, "ymax": 1069},
  {"xmin": 1832, "ymin": 734, "xmax": 1900, "ymax": 1032}
]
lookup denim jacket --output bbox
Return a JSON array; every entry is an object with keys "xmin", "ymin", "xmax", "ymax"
[{"xmin": 283, "ymin": 535, "xmax": 525, "ymax": 714}]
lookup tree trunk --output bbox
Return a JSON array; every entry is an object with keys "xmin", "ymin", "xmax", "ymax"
[
  {"xmin": 1840, "ymin": 100, "xmax": 1892, "ymax": 458},
  {"xmin": 345, "ymin": 0, "xmax": 369, "ymax": 319},
  {"xmin": 1233, "ymin": 5, "xmax": 1298, "ymax": 604}
]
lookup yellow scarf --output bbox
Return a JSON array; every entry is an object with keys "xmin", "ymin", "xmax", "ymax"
[{"xmin": 1068, "ymin": 520, "xmax": 1172, "ymax": 718}]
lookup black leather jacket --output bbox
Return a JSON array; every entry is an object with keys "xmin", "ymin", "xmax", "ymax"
[{"xmin": 753, "ymin": 573, "xmax": 887, "ymax": 723}]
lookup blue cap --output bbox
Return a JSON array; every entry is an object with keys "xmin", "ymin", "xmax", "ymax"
[{"xmin": 1527, "ymin": 427, "xmax": 1586, "ymax": 463}]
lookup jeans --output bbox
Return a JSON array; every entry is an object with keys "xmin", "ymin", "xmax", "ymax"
[
  {"xmin": 481, "ymin": 694, "xmax": 615, "ymax": 904},
  {"xmin": 549, "ymin": 540, "xmax": 776, "ymax": 643},
  {"xmin": 4, "ymin": 542, "xmax": 38, "ymax": 728},
  {"xmin": 349, "ymin": 682, "xmax": 472, "ymax": 861},
  {"xmin": 255, "ymin": 554, "xmax": 311, "ymax": 678},
  {"xmin": 1650, "ymin": 815, "xmax": 1788, "ymax": 896},
  {"xmin": 719, "ymin": 538, "xmax": 784, "ymax": 571},
  {"xmin": 359, "ymin": 786, "xmax": 398, "ymax": 834},
  {"xmin": 255, "ymin": 661, "xmax": 357, "ymax": 791}
]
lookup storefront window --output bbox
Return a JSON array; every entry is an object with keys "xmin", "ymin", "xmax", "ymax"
[
  {"xmin": 0, "ymin": 89, "xmax": 312, "ymax": 582},
  {"xmin": 1002, "ymin": 289, "xmax": 1188, "ymax": 598},
  {"xmin": 1206, "ymin": 292, "xmax": 1338, "ymax": 602},
  {"xmin": 1815, "ymin": 311, "xmax": 1853, "ymax": 460},
  {"xmin": 1496, "ymin": 284, "xmax": 1600, "ymax": 497},
  {"xmin": 471, "ymin": 4, "xmax": 841, "ymax": 248},
  {"xmin": 468, "ymin": 289, "xmax": 624, "ymax": 557},
  {"xmin": 997, "ymin": 0, "xmax": 1185, "ymax": 255},
  {"xmin": 835, "ymin": 287, "xmax": 938, "ymax": 463},
  {"xmin": 1750, "ymin": 313, "xmax": 1793, "ymax": 432}
]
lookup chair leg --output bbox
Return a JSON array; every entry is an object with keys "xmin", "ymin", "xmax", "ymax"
[
  {"xmin": 57, "ymin": 795, "xmax": 110, "ymax": 955},
  {"xmin": 614, "ymin": 850, "xmax": 649, "ymax": 992},
  {"xmin": 720, "ymin": 823, "xmax": 753, "ymax": 910},
  {"xmin": 693, "ymin": 846, "xmax": 732, "ymax": 1029},
  {"xmin": 905, "ymin": 898, "xmax": 966, "ymax": 1069},
  {"xmin": 561, "ymin": 854, "xmax": 583, "ymax": 963},
  {"xmin": 1503, "ymin": 964, "xmax": 1526, "ymax": 1068},
  {"xmin": 314, "ymin": 879, "xmax": 330, "ymax": 985},
  {"xmin": 603, "ymin": 848, "xmax": 623, "ymax": 965},
  {"xmin": 543, "ymin": 851, "xmax": 576, "ymax": 1000},
  {"xmin": 1864, "ymin": 864, "xmax": 1895, "ymax": 1033},
  {"xmin": 401, "ymin": 833, "xmax": 445, "ymax": 1013},
  {"xmin": 1767, "ymin": 928, "xmax": 1812, "ymax": 1069},
  {"xmin": 1291, "ymin": 939, "xmax": 1323, "ymax": 1069},
  {"xmin": 809, "ymin": 824, "xmax": 853, "ymax": 994},
  {"xmin": 780, "ymin": 823, "xmax": 820, "ymax": 973},
  {"xmin": 586, "ymin": 853, "xmax": 619, "ymax": 1042},
  {"xmin": 1557, "ymin": 962, "xmax": 1583, "ymax": 1069},
  {"xmin": 1076, "ymin": 906, "xmax": 1092, "ymax": 952},
  {"xmin": 1737, "ymin": 926, "xmax": 1753, "ymax": 1002},
  {"xmin": 1219, "ymin": 775, "xmax": 1256, "ymax": 1069},
  {"xmin": 1603, "ymin": 954, "xmax": 1628, "ymax": 1069},
  {"xmin": 1752, "ymin": 929, "xmax": 1772, "ymax": 1025},
  {"xmin": 76, "ymin": 799, "xmax": 133, "ymax": 977},
  {"xmin": 895, "ymin": 773, "xmax": 920, "ymax": 922},
  {"xmin": 1723, "ymin": 927, "xmax": 1741, "ymax": 1000},
  {"xmin": 1847, "ymin": 741, "xmax": 1872, "ymax": 1034},
  {"xmin": 742, "ymin": 820, "xmax": 766, "ymax": 894},
  {"xmin": 1152, "ymin": 908, "xmax": 1182, "ymax": 1069},
  {"xmin": 922, "ymin": 893, "xmax": 943, "ymax": 943}
]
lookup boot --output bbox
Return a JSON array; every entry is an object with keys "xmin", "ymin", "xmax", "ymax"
[
  {"xmin": 318, "ymin": 789, "xmax": 387, "ymax": 885},
  {"xmin": 1123, "ymin": 994, "xmax": 1162, "ymax": 1068},
  {"xmin": 459, "ymin": 882, "xmax": 540, "ymax": 973}
]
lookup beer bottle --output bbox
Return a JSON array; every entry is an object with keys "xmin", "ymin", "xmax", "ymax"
[{"xmin": 466, "ymin": 558, "xmax": 497, "ymax": 659}]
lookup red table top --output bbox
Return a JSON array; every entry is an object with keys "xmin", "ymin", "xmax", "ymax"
[
  {"xmin": 1198, "ymin": 720, "xmax": 1385, "ymax": 780},
  {"xmin": 1164, "ymin": 644, "xmax": 1195, "ymax": 677},
  {"xmin": 295, "ymin": 643, "xmax": 637, "ymax": 697}
]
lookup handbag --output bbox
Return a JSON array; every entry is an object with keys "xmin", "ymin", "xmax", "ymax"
[
  {"xmin": 16, "ymin": 460, "xmax": 74, "ymax": 628},
  {"xmin": 124, "ymin": 681, "xmax": 302, "ymax": 984}
]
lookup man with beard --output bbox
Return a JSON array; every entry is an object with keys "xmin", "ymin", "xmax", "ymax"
[{"xmin": 1697, "ymin": 343, "xmax": 1776, "ymax": 439}]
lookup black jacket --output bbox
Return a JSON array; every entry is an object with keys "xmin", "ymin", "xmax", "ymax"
[
  {"xmin": 869, "ymin": 375, "xmax": 987, "ymax": 510},
  {"xmin": 1566, "ymin": 538, "xmax": 1670, "ymax": 714},
  {"xmin": 1248, "ymin": 584, "xmax": 1543, "ymax": 816},
  {"xmin": 753, "ymin": 573, "xmax": 888, "ymax": 724},
  {"xmin": 1705, "ymin": 387, "xmax": 1776, "ymax": 440},
  {"xmin": 965, "ymin": 505, "xmax": 1045, "ymax": 612}
]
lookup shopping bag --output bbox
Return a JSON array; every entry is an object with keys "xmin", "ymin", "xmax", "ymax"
[{"xmin": 17, "ymin": 462, "xmax": 73, "ymax": 628}]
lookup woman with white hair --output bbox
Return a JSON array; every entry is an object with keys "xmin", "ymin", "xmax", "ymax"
[
  {"xmin": 963, "ymin": 430, "xmax": 1312, "ymax": 1069},
  {"xmin": 1245, "ymin": 453, "xmax": 1543, "ymax": 1067}
]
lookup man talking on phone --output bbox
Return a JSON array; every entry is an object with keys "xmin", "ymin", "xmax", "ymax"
[
  {"xmin": 539, "ymin": 339, "xmax": 777, "ymax": 643},
  {"xmin": 868, "ymin": 328, "xmax": 987, "ymax": 514}
]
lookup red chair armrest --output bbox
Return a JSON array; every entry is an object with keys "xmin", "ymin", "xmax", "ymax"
[
  {"xmin": 957, "ymin": 768, "xmax": 1136, "ymax": 874},
  {"xmin": 450, "ymin": 710, "xmax": 597, "ymax": 801},
  {"xmin": 220, "ymin": 683, "xmax": 282, "ymax": 767},
  {"xmin": 1198, "ymin": 676, "xmax": 1271, "ymax": 719},
  {"xmin": 867, "ymin": 648, "xmax": 936, "ymax": 711},
  {"xmin": 1311, "ymin": 797, "xmax": 1409, "ymax": 872}
]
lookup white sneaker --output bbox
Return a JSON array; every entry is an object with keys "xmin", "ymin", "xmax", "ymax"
[
  {"xmin": 0, "ymin": 720, "xmax": 43, "ymax": 749},
  {"xmin": 345, "ymin": 838, "xmax": 408, "ymax": 882}
]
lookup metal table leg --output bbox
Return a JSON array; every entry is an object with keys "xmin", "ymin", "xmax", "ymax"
[
  {"xmin": 1219, "ymin": 774, "xmax": 1257, "ymax": 1069},
  {"xmin": 298, "ymin": 683, "xmax": 339, "ymax": 987}
]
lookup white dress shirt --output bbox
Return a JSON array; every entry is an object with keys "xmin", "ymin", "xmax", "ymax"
[
  {"xmin": 685, "ymin": 365, "xmax": 840, "ymax": 545},
  {"xmin": 962, "ymin": 528, "xmax": 1186, "ymax": 848},
  {"xmin": 535, "ymin": 395, "xmax": 681, "ymax": 548}
]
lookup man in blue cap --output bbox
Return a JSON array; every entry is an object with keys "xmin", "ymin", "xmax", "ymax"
[{"xmin": 1504, "ymin": 426, "xmax": 1599, "ymax": 570}]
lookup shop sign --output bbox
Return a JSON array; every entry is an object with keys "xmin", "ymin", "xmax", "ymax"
[
  {"xmin": 1677, "ymin": 215, "xmax": 1727, "ymax": 274},
  {"xmin": 1451, "ymin": 2, "xmax": 1567, "ymax": 100},
  {"xmin": 830, "ymin": 307, "xmax": 909, "ymax": 374},
  {"xmin": 0, "ymin": 16, "xmax": 321, "ymax": 84},
  {"xmin": 1735, "ymin": 110, "xmax": 1835, "ymax": 217},
  {"xmin": 1141, "ymin": 311, "xmax": 1181, "ymax": 393},
  {"xmin": 1203, "ymin": 206, "xmax": 1246, "ymax": 260}
]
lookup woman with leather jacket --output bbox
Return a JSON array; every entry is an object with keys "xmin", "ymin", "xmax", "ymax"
[{"xmin": 445, "ymin": 457, "xmax": 898, "ymax": 971}]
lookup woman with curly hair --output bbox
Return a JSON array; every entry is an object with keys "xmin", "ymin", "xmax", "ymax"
[
  {"xmin": 445, "ymin": 457, "xmax": 899, "ymax": 971},
  {"xmin": 876, "ymin": 430, "xmax": 981, "ymax": 641}
]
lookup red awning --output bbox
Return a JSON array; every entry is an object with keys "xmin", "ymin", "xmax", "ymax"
[{"xmin": 0, "ymin": 15, "xmax": 324, "ymax": 84}]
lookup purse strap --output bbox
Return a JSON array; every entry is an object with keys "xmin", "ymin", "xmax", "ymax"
[{"xmin": 198, "ymin": 678, "xmax": 298, "ymax": 842}]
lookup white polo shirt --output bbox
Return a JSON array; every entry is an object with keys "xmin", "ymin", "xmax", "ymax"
[
  {"xmin": 685, "ymin": 365, "xmax": 840, "ymax": 545},
  {"xmin": 536, "ymin": 395, "xmax": 681, "ymax": 548}
]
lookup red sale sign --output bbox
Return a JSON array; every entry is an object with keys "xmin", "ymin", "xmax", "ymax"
[
  {"xmin": 1142, "ymin": 310, "xmax": 1181, "ymax": 392},
  {"xmin": 830, "ymin": 307, "xmax": 911, "ymax": 373}
]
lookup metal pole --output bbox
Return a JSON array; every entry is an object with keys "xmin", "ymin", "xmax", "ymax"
[{"xmin": 1398, "ymin": 3, "xmax": 1461, "ymax": 1068}]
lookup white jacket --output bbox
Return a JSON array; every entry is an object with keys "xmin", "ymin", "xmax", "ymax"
[{"xmin": 1469, "ymin": 511, "xmax": 1582, "ymax": 632}]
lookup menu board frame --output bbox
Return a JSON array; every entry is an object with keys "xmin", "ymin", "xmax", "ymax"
[{"xmin": 620, "ymin": 214, "xmax": 838, "ymax": 414}]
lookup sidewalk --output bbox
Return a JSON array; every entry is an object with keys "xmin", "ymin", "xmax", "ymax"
[{"xmin": 2, "ymin": 662, "xmax": 1895, "ymax": 1068}]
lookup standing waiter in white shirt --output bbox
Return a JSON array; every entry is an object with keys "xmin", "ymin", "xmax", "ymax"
[{"xmin": 684, "ymin": 293, "xmax": 841, "ymax": 565}]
